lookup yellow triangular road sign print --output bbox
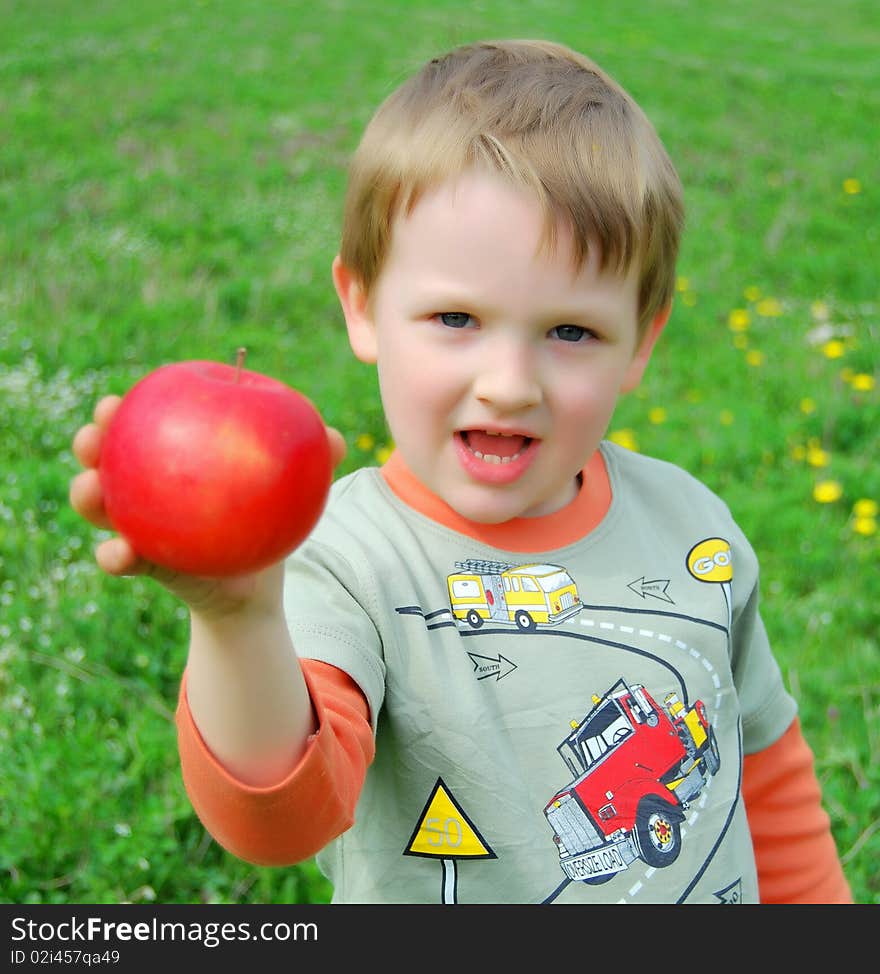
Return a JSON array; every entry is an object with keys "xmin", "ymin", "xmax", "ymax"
[{"xmin": 403, "ymin": 777, "xmax": 497, "ymax": 859}]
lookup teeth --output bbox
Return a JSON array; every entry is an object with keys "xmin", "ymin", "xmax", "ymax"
[
  {"xmin": 471, "ymin": 450, "xmax": 522, "ymax": 464},
  {"xmin": 465, "ymin": 430, "xmax": 530, "ymax": 465}
]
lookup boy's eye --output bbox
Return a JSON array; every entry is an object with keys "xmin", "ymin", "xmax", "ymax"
[
  {"xmin": 551, "ymin": 324, "xmax": 590, "ymax": 343},
  {"xmin": 438, "ymin": 312, "xmax": 472, "ymax": 329}
]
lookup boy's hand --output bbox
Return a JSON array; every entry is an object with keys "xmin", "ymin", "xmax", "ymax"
[{"xmin": 70, "ymin": 395, "xmax": 346, "ymax": 617}]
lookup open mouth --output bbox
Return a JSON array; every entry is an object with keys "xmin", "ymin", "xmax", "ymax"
[{"xmin": 460, "ymin": 429, "xmax": 533, "ymax": 464}]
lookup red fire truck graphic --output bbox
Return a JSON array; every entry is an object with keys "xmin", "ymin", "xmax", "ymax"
[{"xmin": 544, "ymin": 679, "xmax": 720, "ymax": 884}]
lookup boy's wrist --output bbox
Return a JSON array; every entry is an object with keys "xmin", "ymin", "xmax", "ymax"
[
  {"xmin": 189, "ymin": 596, "xmax": 286, "ymax": 635},
  {"xmin": 183, "ymin": 562, "xmax": 287, "ymax": 628}
]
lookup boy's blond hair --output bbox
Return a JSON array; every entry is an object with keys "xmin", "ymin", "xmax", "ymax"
[{"xmin": 339, "ymin": 39, "xmax": 684, "ymax": 334}]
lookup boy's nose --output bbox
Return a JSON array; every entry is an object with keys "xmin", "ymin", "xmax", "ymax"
[{"xmin": 472, "ymin": 340, "xmax": 542, "ymax": 412}]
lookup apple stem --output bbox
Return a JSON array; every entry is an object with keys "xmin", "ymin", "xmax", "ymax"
[{"xmin": 235, "ymin": 347, "xmax": 246, "ymax": 382}]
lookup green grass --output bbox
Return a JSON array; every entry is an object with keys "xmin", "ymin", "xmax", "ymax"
[{"xmin": 1, "ymin": 0, "xmax": 877, "ymax": 904}]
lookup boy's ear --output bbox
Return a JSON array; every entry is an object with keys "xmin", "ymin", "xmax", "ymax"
[
  {"xmin": 620, "ymin": 304, "xmax": 671, "ymax": 393},
  {"xmin": 332, "ymin": 255, "xmax": 378, "ymax": 364}
]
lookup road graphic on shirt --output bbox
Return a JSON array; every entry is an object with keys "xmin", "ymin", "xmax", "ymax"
[
  {"xmin": 403, "ymin": 776, "xmax": 497, "ymax": 904},
  {"xmin": 393, "ymin": 538, "xmax": 757, "ymax": 902}
]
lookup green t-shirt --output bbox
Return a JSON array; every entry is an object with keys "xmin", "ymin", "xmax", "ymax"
[{"xmin": 283, "ymin": 442, "xmax": 796, "ymax": 904}]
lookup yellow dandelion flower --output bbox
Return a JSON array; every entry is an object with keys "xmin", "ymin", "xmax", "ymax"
[
  {"xmin": 648, "ymin": 406, "xmax": 667, "ymax": 425},
  {"xmin": 822, "ymin": 339, "xmax": 846, "ymax": 359},
  {"xmin": 743, "ymin": 285, "xmax": 762, "ymax": 303},
  {"xmin": 813, "ymin": 480, "xmax": 843, "ymax": 503},
  {"xmin": 375, "ymin": 444, "xmax": 393, "ymax": 464},
  {"xmin": 852, "ymin": 517, "xmax": 877, "ymax": 536},
  {"xmin": 843, "ymin": 178, "xmax": 861, "ymax": 195},
  {"xmin": 853, "ymin": 499, "xmax": 878, "ymax": 518},
  {"xmin": 746, "ymin": 349, "xmax": 765, "ymax": 367},
  {"xmin": 609, "ymin": 429, "xmax": 639, "ymax": 451},
  {"xmin": 756, "ymin": 297, "xmax": 783, "ymax": 317},
  {"xmin": 719, "ymin": 409, "xmax": 735, "ymax": 426},
  {"xmin": 849, "ymin": 373, "xmax": 875, "ymax": 392},
  {"xmin": 355, "ymin": 433, "xmax": 375, "ymax": 451},
  {"xmin": 728, "ymin": 309, "xmax": 751, "ymax": 332},
  {"xmin": 676, "ymin": 276, "xmax": 690, "ymax": 292},
  {"xmin": 800, "ymin": 398, "xmax": 816, "ymax": 414},
  {"xmin": 806, "ymin": 446, "xmax": 830, "ymax": 468}
]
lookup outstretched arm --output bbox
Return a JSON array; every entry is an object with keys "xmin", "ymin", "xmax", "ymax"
[{"xmin": 71, "ymin": 394, "xmax": 348, "ymax": 788}]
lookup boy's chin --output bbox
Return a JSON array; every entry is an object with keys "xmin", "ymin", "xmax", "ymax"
[
  {"xmin": 433, "ymin": 485, "xmax": 519, "ymax": 524},
  {"xmin": 444, "ymin": 483, "xmax": 576, "ymax": 523}
]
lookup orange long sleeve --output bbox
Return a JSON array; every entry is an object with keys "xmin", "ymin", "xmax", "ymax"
[
  {"xmin": 742, "ymin": 717, "xmax": 852, "ymax": 903},
  {"xmin": 176, "ymin": 658, "xmax": 374, "ymax": 867}
]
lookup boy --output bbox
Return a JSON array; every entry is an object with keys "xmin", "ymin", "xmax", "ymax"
[{"xmin": 71, "ymin": 39, "xmax": 851, "ymax": 903}]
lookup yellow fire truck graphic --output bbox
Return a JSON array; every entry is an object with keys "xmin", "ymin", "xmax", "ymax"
[{"xmin": 447, "ymin": 559, "xmax": 582, "ymax": 632}]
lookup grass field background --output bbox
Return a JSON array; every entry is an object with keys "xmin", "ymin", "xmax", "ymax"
[{"xmin": 1, "ymin": 0, "xmax": 877, "ymax": 904}]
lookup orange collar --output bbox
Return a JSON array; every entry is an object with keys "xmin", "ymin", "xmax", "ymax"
[{"xmin": 380, "ymin": 449, "xmax": 611, "ymax": 553}]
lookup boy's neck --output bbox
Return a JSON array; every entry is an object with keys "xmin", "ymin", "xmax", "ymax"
[{"xmin": 380, "ymin": 449, "xmax": 611, "ymax": 552}]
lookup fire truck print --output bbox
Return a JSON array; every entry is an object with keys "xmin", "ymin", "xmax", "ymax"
[
  {"xmin": 447, "ymin": 559, "xmax": 582, "ymax": 632},
  {"xmin": 544, "ymin": 679, "xmax": 720, "ymax": 884}
]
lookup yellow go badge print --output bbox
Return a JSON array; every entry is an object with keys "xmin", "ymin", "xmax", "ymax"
[{"xmin": 686, "ymin": 537, "xmax": 733, "ymax": 584}]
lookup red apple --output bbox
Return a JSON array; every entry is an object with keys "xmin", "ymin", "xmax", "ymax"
[{"xmin": 99, "ymin": 357, "xmax": 333, "ymax": 576}]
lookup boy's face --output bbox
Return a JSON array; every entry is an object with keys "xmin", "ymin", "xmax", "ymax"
[{"xmin": 334, "ymin": 169, "xmax": 667, "ymax": 524}]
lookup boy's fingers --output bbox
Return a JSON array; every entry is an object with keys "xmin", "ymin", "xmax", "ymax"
[
  {"xmin": 94, "ymin": 395, "xmax": 123, "ymax": 429},
  {"xmin": 95, "ymin": 536, "xmax": 148, "ymax": 577},
  {"xmin": 326, "ymin": 426, "xmax": 347, "ymax": 469},
  {"xmin": 72, "ymin": 397, "xmax": 122, "ymax": 469},
  {"xmin": 69, "ymin": 469, "xmax": 113, "ymax": 529},
  {"xmin": 72, "ymin": 423, "xmax": 103, "ymax": 469}
]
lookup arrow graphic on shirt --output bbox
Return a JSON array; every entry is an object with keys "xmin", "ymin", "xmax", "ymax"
[
  {"xmin": 466, "ymin": 651, "xmax": 518, "ymax": 681},
  {"xmin": 627, "ymin": 577, "xmax": 675, "ymax": 603},
  {"xmin": 714, "ymin": 878, "xmax": 744, "ymax": 904}
]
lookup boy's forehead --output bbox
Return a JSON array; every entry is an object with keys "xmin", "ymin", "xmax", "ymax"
[
  {"xmin": 377, "ymin": 171, "xmax": 640, "ymax": 320},
  {"xmin": 405, "ymin": 175, "xmax": 523, "ymax": 230},
  {"xmin": 391, "ymin": 172, "xmax": 550, "ymax": 262},
  {"xmin": 389, "ymin": 170, "xmax": 634, "ymax": 285}
]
